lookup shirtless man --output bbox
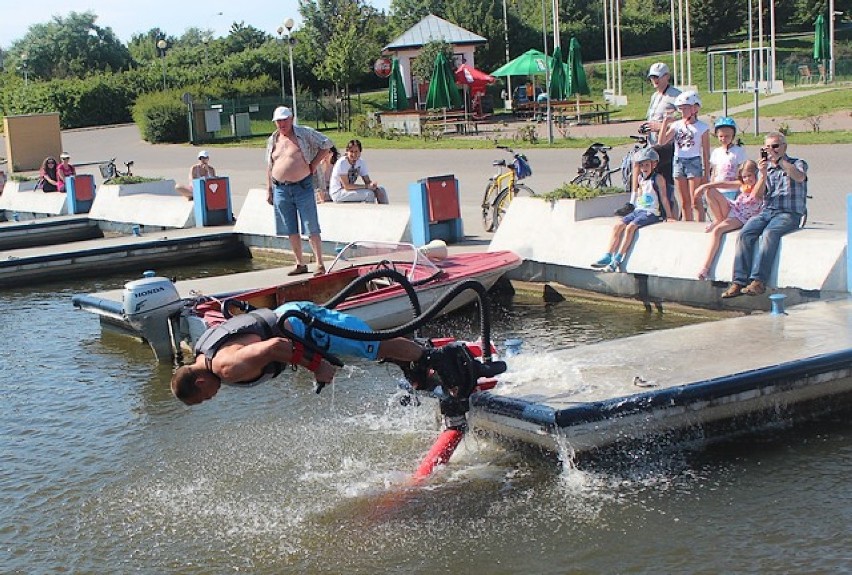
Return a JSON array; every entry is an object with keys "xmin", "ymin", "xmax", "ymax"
[
  {"xmin": 170, "ymin": 302, "xmax": 505, "ymax": 406},
  {"xmin": 265, "ymin": 106, "xmax": 332, "ymax": 276}
]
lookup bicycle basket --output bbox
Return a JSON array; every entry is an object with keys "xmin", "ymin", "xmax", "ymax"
[
  {"xmin": 581, "ymin": 149, "xmax": 601, "ymax": 169},
  {"xmin": 513, "ymin": 155, "xmax": 532, "ymax": 180},
  {"xmin": 99, "ymin": 163, "xmax": 113, "ymax": 179}
]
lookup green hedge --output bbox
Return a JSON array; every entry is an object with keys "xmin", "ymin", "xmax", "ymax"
[{"xmin": 132, "ymin": 91, "xmax": 189, "ymax": 143}]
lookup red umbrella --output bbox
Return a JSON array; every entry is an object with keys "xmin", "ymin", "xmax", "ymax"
[
  {"xmin": 455, "ymin": 64, "xmax": 495, "ymax": 116},
  {"xmin": 455, "ymin": 63, "xmax": 495, "ymax": 91}
]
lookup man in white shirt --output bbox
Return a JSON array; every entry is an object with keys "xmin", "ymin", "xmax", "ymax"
[
  {"xmin": 329, "ymin": 139, "xmax": 389, "ymax": 203},
  {"xmin": 644, "ymin": 62, "xmax": 680, "ymax": 145}
]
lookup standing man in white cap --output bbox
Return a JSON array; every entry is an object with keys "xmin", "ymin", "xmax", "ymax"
[
  {"xmin": 176, "ymin": 150, "xmax": 217, "ymax": 200},
  {"xmin": 266, "ymin": 105, "xmax": 333, "ymax": 276},
  {"xmin": 644, "ymin": 62, "xmax": 680, "ymax": 145}
]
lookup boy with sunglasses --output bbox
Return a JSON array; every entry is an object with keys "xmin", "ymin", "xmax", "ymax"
[{"xmin": 721, "ymin": 131, "xmax": 808, "ymax": 298}]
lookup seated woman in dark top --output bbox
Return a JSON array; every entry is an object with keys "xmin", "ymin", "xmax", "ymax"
[{"xmin": 38, "ymin": 156, "xmax": 61, "ymax": 192}]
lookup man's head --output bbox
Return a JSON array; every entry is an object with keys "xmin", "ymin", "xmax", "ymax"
[
  {"xmin": 272, "ymin": 106, "xmax": 294, "ymax": 133},
  {"xmin": 648, "ymin": 62, "xmax": 670, "ymax": 90},
  {"xmin": 171, "ymin": 364, "xmax": 222, "ymax": 405},
  {"xmin": 198, "ymin": 150, "xmax": 210, "ymax": 161},
  {"xmin": 763, "ymin": 131, "xmax": 787, "ymax": 160}
]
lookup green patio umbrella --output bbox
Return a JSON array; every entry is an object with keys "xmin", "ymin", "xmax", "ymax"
[
  {"xmin": 490, "ymin": 49, "xmax": 553, "ymax": 77},
  {"xmin": 425, "ymin": 52, "xmax": 461, "ymax": 110},
  {"xmin": 388, "ymin": 57, "xmax": 408, "ymax": 111},
  {"xmin": 566, "ymin": 37, "xmax": 590, "ymax": 122},
  {"xmin": 814, "ymin": 13, "xmax": 829, "ymax": 82},
  {"xmin": 548, "ymin": 45, "xmax": 569, "ymax": 101}
]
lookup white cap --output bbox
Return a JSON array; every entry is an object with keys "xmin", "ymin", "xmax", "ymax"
[
  {"xmin": 198, "ymin": 150, "xmax": 209, "ymax": 159},
  {"xmin": 272, "ymin": 106, "xmax": 293, "ymax": 121},
  {"xmin": 648, "ymin": 63, "xmax": 670, "ymax": 77},
  {"xmin": 60, "ymin": 151, "xmax": 71, "ymax": 159}
]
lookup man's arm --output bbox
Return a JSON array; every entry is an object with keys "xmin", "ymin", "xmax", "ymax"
[
  {"xmin": 779, "ymin": 157, "xmax": 807, "ymax": 184},
  {"xmin": 309, "ymin": 147, "xmax": 330, "ymax": 176}
]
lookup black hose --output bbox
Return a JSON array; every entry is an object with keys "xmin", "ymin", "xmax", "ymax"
[{"xmin": 323, "ymin": 268, "xmax": 423, "ymax": 318}]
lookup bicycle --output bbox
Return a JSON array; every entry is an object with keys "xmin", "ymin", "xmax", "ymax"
[
  {"xmin": 99, "ymin": 158, "xmax": 134, "ymax": 183},
  {"xmin": 569, "ymin": 143, "xmax": 621, "ymax": 189},
  {"xmin": 481, "ymin": 145, "xmax": 535, "ymax": 232}
]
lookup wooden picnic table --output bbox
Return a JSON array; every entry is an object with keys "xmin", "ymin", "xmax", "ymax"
[
  {"xmin": 421, "ymin": 110, "xmax": 479, "ymax": 135},
  {"xmin": 513, "ymin": 100, "xmax": 611, "ymax": 124}
]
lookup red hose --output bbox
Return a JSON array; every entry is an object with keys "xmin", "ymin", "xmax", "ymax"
[{"xmin": 412, "ymin": 428, "xmax": 464, "ymax": 481}]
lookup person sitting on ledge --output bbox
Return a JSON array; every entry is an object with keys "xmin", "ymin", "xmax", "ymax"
[
  {"xmin": 721, "ymin": 131, "xmax": 808, "ymax": 298},
  {"xmin": 329, "ymin": 139, "xmax": 389, "ymax": 204},
  {"xmin": 38, "ymin": 156, "xmax": 61, "ymax": 192},
  {"xmin": 56, "ymin": 152, "xmax": 76, "ymax": 192},
  {"xmin": 170, "ymin": 302, "xmax": 504, "ymax": 405},
  {"xmin": 591, "ymin": 147, "xmax": 672, "ymax": 273},
  {"xmin": 176, "ymin": 150, "xmax": 216, "ymax": 200}
]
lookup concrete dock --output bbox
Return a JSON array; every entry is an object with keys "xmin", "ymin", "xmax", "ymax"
[{"xmin": 471, "ymin": 297, "xmax": 852, "ymax": 454}]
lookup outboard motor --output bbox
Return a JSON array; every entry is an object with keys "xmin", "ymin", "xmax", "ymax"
[{"xmin": 122, "ymin": 272, "xmax": 184, "ymax": 362}]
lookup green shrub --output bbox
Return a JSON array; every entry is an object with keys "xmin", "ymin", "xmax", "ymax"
[
  {"xmin": 132, "ymin": 92, "xmax": 189, "ymax": 143},
  {"xmin": 540, "ymin": 184, "xmax": 625, "ymax": 201},
  {"xmin": 105, "ymin": 176, "xmax": 164, "ymax": 185}
]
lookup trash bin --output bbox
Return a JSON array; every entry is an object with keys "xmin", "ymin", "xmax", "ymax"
[
  {"xmin": 192, "ymin": 176, "xmax": 233, "ymax": 226},
  {"xmin": 408, "ymin": 175, "xmax": 463, "ymax": 245},
  {"xmin": 65, "ymin": 174, "xmax": 96, "ymax": 214}
]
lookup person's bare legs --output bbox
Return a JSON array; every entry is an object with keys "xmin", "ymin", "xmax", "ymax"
[
  {"xmin": 704, "ymin": 187, "xmax": 731, "ymax": 232},
  {"xmin": 617, "ymin": 224, "xmax": 639, "ymax": 258},
  {"xmin": 308, "ymin": 233, "xmax": 325, "ymax": 272},
  {"xmin": 689, "ymin": 177, "xmax": 705, "ymax": 221},
  {"xmin": 699, "ymin": 218, "xmax": 742, "ymax": 279},
  {"xmin": 288, "ymin": 234, "xmax": 306, "ymax": 266},
  {"xmin": 607, "ymin": 222, "xmax": 627, "ymax": 254},
  {"xmin": 675, "ymin": 178, "xmax": 692, "ymax": 221}
]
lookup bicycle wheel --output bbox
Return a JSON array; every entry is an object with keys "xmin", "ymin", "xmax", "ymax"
[
  {"xmin": 571, "ymin": 171, "xmax": 598, "ymax": 188},
  {"xmin": 482, "ymin": 181, "xmax": 500, "ymax": 232},
  {"xmin": 489, "ymin": 184, "xmax": 534, "ymax": 232}
]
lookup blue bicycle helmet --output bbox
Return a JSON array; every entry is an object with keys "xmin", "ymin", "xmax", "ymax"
[{"xmin": 714, "ymin": 116, "xmax": 737, "ymax": 134}]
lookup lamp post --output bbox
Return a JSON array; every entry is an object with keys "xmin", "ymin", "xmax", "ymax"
[
  {"xmin": 156, "ymin": 39, "xmax": 168, "ymax": 90},
  {"xmin": 501, "ymin": 0, "xmax": 512, "ymax": 108},
  {"xmin": 284, "ymin": 18, "xmax": 298, "ymax": 122},
  {"xmin": 202, "ymin": 36, "xmax": 210, "ymax": 80},
  {"xmin": 275, "ymin": 26, "xmax": 287, "ymax": 101},
  {"xmin": 19, "ymin": 52, "xmax": 29, "ymax": 86}
]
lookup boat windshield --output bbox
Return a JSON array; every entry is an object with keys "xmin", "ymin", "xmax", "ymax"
[{"xmin": 327, "ymin": 241, "xmax": 441, "ymax": 283}]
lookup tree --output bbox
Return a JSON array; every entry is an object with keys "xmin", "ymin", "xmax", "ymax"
[
  {"xmin": 224, "ymin": 22, "xmax": 271, "ymax": 54},
  {"xmin": 411, "ymin": 40, "xmax": 455, "ymax": 83},
  {"xmin": 389, "ymin": 0, "xmax": 445, "ymax": 35},
  {"xmin": 311, "ymin": 1, "xmax": 381, "ymax": 128},
  {"xmin": 128, "ymin": 28, "xmax": 175, "ymax": 65},
  {"xmin": 7, "ymin": 11, "xmax": 131, "ymax": 80}
]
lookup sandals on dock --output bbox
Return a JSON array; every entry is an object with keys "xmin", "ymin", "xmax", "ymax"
[{"xmin": 287, "ymin": 264, "xmax": 309, "ymax": 276}]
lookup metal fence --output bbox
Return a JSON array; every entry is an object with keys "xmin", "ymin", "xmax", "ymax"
[{"xmin": 191, "ymin": 95, "xmax": 338, "ymax": 143}]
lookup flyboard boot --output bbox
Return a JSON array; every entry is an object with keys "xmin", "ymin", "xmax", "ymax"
[{"xmin": 394, "ymin": 340, "xmax": 507, "ymax": 399}]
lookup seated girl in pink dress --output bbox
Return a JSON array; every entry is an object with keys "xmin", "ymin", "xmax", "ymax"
[{"xmin": 694, "ymin": 159, "xmax": 766, "ymax": 280}]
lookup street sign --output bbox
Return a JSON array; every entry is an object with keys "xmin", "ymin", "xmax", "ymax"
[{"xmin": 374, "ymin": 57, "xmax": 392, "ymax": 78}]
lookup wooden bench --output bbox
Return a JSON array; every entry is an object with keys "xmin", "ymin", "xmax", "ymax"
[{"xmin": 421, "ymin": 111, "xmax": 478, "ymax": 136}]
